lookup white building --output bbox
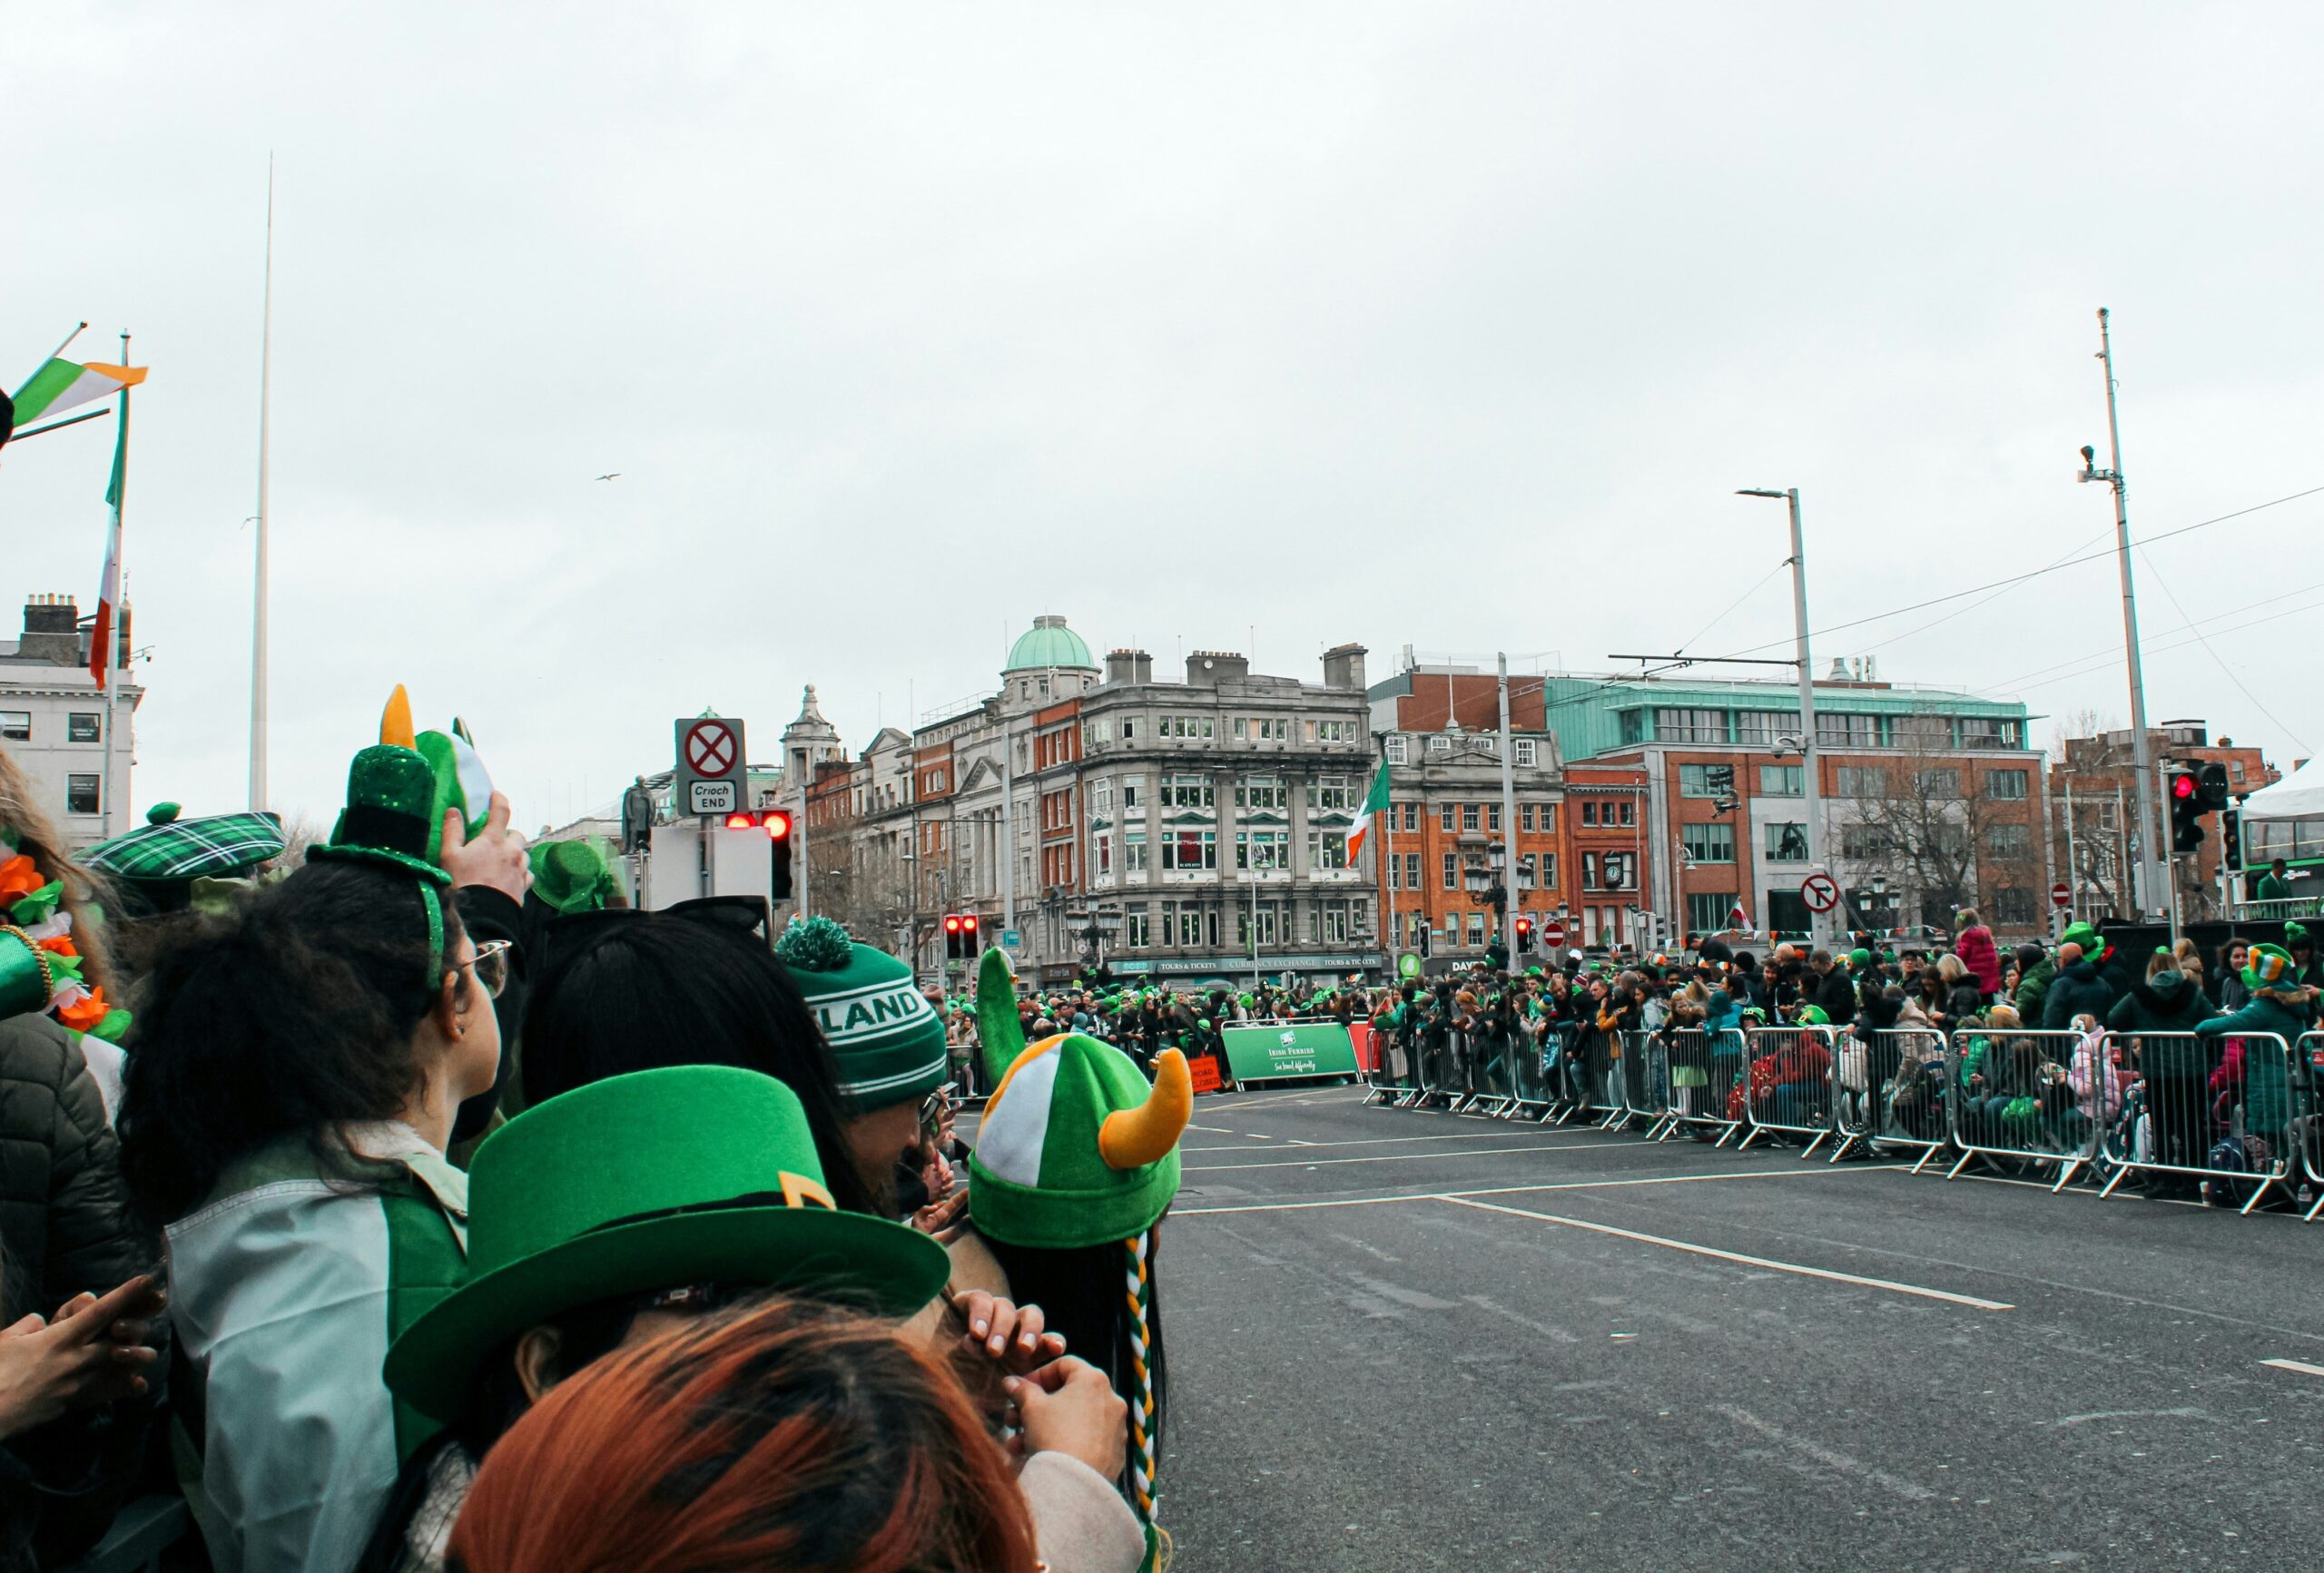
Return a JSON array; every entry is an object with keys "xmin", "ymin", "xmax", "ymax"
[{"xmin": 1, "ymin": 595, "xmax": 141, "ymax": 848}]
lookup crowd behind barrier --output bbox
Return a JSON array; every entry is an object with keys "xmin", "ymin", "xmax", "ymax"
[{"xmin": 1363, "ymin": 1019, "xmax": 2324, "ymax": 1219}]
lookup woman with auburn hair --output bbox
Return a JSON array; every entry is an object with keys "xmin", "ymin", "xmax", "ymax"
[{"xmin": 447, "ymin": 1299, "xmax": 1142, "ymax": 1573}]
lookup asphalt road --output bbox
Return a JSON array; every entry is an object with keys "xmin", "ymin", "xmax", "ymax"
[{"xmin": 1153, "ymin": 1084, "xmax": 2324, "ymax": 1571}]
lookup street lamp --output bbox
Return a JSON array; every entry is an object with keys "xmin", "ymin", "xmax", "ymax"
[{"xmin": 1738, "ymin": 487, "xmax": 1831, "ymax": 951}]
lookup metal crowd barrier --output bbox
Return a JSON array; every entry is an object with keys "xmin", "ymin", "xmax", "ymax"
[
  {"xmin": 2093, "ymin": 1029, "xmax": 2299, "ymax": 1214},
  {"xmin": 1938, "ymin": 1027, "xmax": 2096, "ymax": 1187},
  {"xmin": 1736, "ymin": 1024, "xmax": 1837, "ymax": 1156},
  {"xmin": 1607, "ymin": 1030, "xmax": 1669, "ymax": 1134},
  {"xmin": 1832, "ymin": 1027, "xmax": 1950, "ymax": 1168},
  {"xmin": 1659, "ymin": 1027, "xmax": 1741, "ymax": 1145},
  {"xmin": 2301, "ymin": 1033, "xmax": 2324, "ymax": 1224}
]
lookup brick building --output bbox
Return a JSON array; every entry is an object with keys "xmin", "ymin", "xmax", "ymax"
[{"xmin": 2048, "ymin": 719, "xmax": 2281, "ymax": 921}]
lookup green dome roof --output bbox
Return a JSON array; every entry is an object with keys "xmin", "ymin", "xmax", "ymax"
[{"xmin": 1005, "ymin": 615, "xmax": 1096, "ymax": 673}]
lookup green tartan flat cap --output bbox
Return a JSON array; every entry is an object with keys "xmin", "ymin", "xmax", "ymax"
[{"xmin": 84, "ymin": 811, "xmax": 286, "ymax": 882}]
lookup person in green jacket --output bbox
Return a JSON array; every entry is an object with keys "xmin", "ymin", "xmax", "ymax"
[
  {"xmin": 2194, "ymin": 943, "xmax": 2321, "ymax": 1157},
  {"xmin": 2253, "ymin": 859, "xmax": 2290, "ymax": 902},
  {"xmin": 2012, "ymin": 942, "xmax": 2056, "ymax": 1027}
]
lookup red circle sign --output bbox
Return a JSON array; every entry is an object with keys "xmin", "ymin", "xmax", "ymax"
[
  {"xmin": 1800, "ymin": 873, "xmax": 1840, "ymax": 913},
  {"xmin": 2052, "ymin": 882, "xmax": 2072, "ymax": 907},
  {"xmin": 684, "ymin": 720, "xmax": 737, "ymax": 777},
  {"xmin": 1540, "ymin": 919, "xmax": 1568, "ymax": 949}
]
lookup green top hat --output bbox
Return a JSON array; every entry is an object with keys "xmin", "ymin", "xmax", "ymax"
[
  {"xmin": 529, "ymin": 839, "xmax": 618, "ymax": 915},
  {"xmin": 774, "ymin": 916, "xmax": 948, "ymax": 1109},
  {"xmin": 2060, "ymin": 921, "xmax": 2100, "ymax": 953},
  {"xmin": 970, "ymin": 1034, "xmax": 1190, "ymax": 1251},
  {"xmin": 2244, "ymin": 942, "xmax": 2299, "ymax": 992},
  {"xmin": 385, "ymin": 1065, "xmax": 948, "ymax": 1423}
]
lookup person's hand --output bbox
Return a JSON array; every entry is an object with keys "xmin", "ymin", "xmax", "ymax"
[
  {"xmin": 440, "ymin": 792, "xmax": 531, "ymax": 901},
  {"xmin": 0, "ymin": 1276, "xmax": 163, "ymax": 1439},
  {"xmin": 1006, "ymin": 1356, "xmax": 1128, "ymax": 1480},
  {"xmin": 911, "ymin": 1188, "xmax": 970, "ymax": 1240},
  {"xmin": 958, "ymin": 1292, "xmax": 1067, "ymax": 1376},
  {"xmin": 921, "ymin": 1149, "xmax": 957, "ymax": 1201}
]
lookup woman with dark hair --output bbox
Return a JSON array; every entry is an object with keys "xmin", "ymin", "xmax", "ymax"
[
  {"xmin": 447, "ymin": 1298, "xmax": 1141, "ymax": 1573},
  {"xmin": 117, "ymin": 742, "xmax": 507, "ymax": 1573}
]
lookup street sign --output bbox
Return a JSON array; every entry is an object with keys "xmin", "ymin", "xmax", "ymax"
[
  {"xmin": 1000, "ymin": 929, "xmax": 1022, "ymax": 951},
  {"xmin": 2051, "ymin": 881, "xmax": 2072, "ymax": 908},
  {"xmin": 1540, "ymin": 918, "xmax": 1568, "ymax": 949},
  {"xmin": 675, "ymin": 716, "xmax": 746, "ymax": 820},
  {"xmin": 1800, "ymin": 872, "xmax": 1840, "ymax": 913},
  {"xmin": 1397, "ymin": 952, "xmax": 1422, "ymax": 979}
]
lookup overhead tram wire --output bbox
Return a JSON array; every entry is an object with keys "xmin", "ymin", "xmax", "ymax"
[
  {"xmin": 1992, "ymin": 578, "xmax": 2324, "ymax": 691},
  {"xmin": 2001, "ymin": 596, "xmax": 2324, "ymax": 698},
  {"xmin": 2131, "ymin": 544, "xmax": 2314, "ymax": 754}
]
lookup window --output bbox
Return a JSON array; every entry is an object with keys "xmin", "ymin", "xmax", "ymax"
[
  {"xmin": 0, "ymin": 713, "xmax": 25, "ymax": 741},
  {"xmin": 1735, "ymin": 711, "xmax": 1798, "ymax": 747},
  {"xmin": 1317, "ymin": 720, "xmax": 1357, "ymax": 743},
  {"xmin": 1583, "ymin": 801, "xmax": 1598, "ymax": 826},
  {"xmin": 1236, "ymin": 775, "xmax": 1286, "ymax": 811},
  {"xmin": 1307, "ymin": 830, "xmax": 1349, "ymax": 870},
  {"xmin": 1443, "ymin": 852, "xmax": 1458, "ymax": 890},
  {"xmin": 2230, "ymin": 761, "xmax": 2245, "ymax": 783},
  {"xmin": 1324, "ymin": 904, "xmax": 1352, "ymax": 943},
  {"xmin": 1461, "ymin": 803, "xmax": 1481, "ymax": 832},
  {"xmin": 1387, "ymin": 852, "xmax": 1402, "ymax": 890},
  {"xmin": 1816, "ymin": 713, "xmax": 1879, "ymax": 748},
  {"xmin": 1957, "ymin": 717, "xmax": 2020, "ymax": 750},
  {"xmin": 1123, "ymin": 716, "xmax": 1137, "ymax": 742},
  {"xmin": 1840, "ymin": 822, "xmax": 1888, "ymax": 860},
  {"xmin": 1304, "ymin": 721, "xmax": 1318, "ymax": 744},
  {"xmin": 1307, "ymin": 777, "xmax": 1355, "ymax": 812},
  {"xmin": 1521, "ymin": 804, "xmax": 1535, "ymax": 832},
  {"xmin": 1162, "ymin": 831, "xmax": 1216, "ymax": 870},
  {"xmin": 1514, "ymin": 738, "xmax": 1538, "ymax": 767},
  {"xmin": 1619, "ymin": 709, "xmax": 1647, "ymax": 745},
  {"xmin": 65, "ymin": 774, "xmax": 101, "ymax": 815},
  {"xmin": 1915, "ymin": 769, "xmax": 1961, "ymax": 799},
  {"xmin": 1425, "ymin": 734, "xmax": 1451, "ymax": 756},
  {"xmin": 1082, "ymin": 718, "xmax": 1111, "ymax": 749},
  {"xmin": 67, "ymin": 713, "xmax": 101, "ymax": 743},
  {"xmin": 1403, "ymin": 852, "xmax": 1421, "ymax": 889},
  {"xmin": 1986, "ymin": 821, "xmax": 2032, "ymax": 859},
  {"xmin": 1682, "ymin": 822, "xmax": 1736, "ymax": 863},
  {"xmin": 1539, "ymin": 853, "xmax": 1557, "ymax": 889},
  {"xmin": 1095, "ymin": 833, "xmax": 1112, "ymax": 875},
  {"xmin": 1616, "ymin": 801, "xmax": 1631, "ymax": 827},
  {"xmin": 1836, "ymin": 766, "xmax": 1887, "ymax": 799},
  {"xmin": 1235, "ymin": 717, "xmax": 1286, "ymax": 742},
  {"xmin": 1164, "ymin": 775, "xmax": 1214, "ymax": 810},
  {"xmin": 1122, "ymin": 782, "xmax": 1141, "ymax": 809},
  {"xmin": 1759, "ymin": 764, "xmax": 1804, "ymax": 797},
  {"xmin": 1440, "ymin": 803, "xmax": 1455, "ymax": 831},
  {"xmin": 1093, "ymin": 779, "xmax": 1113, "ymax": 814},
  {"xmin": 1486, "ymin": 803, "xmax": 1502, "ymax": 832},
  {"xmin": 1401, "ymin": 801, "xmax": 1418, "ymax": 832},
  {"xmin": 1679, "ymin": 764, "xmax": 1736, "ymax": 800},
  {"xmin": 1764, "ymin": 822, "xmax": 1809, "ymax": 862},
  {"xmin": 1656, "ymin": 707, "xmax": 1727, "ymax": 743},
  {"xmin": 1466, "ymin": 912, "xmax": 1487, "ymax": 947},
  {"xmin": 1990, "ymin": 888, "xmax": 2037, "ymax": 924},
  {"xmin": 1236, "ymin": 830, "xmax": 1288, "ymax": 870},
  {"xmin": 1986, "ymin": 769, "xmax": 2029, "ymax": 801},
  {"xmin": 1517, "ymin": 853, "xmax": 1537, "ymax": 890},
  {"xmin": 1239, "ymin": 904, "xmax": 1280, "ymax": 947},
  {"xmin": 1583, "ymin": 852, "xmax": 1599, "ymax": 890},
  {"xmin": 1687, "ymin": 893, "xmax": 1734, "ymax": 935},
  {"xmin": 1123, "ymin": 908, "xmax": 1150, "ymax": 948},
  {"xmin": 1384, "ymin": 735, "xmax": 1408, "ymax": 763},
  {"xmin": 1160, "ymin": 714, "xmax": 1215, "ymax": 740},
  {"xmin": 1177, "ymin": 907, "xmax": 1204, "ymax": 946}
]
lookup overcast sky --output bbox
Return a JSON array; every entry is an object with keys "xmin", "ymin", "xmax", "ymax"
[{"xmin": 6, "ymin": 3, "xmax": 2319, "ymax": 833}]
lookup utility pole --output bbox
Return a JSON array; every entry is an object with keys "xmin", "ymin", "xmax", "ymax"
[
  {"xmin": 2080, "ymin": 308, "xmax": 2163, "ymax": 926},
  {"xmin": 1739, "ymin": 487, "xmax": 1828, "ymax": 950},
  {"xmin": 1496, "ymin": 654, "xmax": 1521, "ymax": 966}
]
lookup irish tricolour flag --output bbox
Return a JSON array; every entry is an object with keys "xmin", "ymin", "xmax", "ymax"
[
  {"xmin": 1347, "ymin": 757, "xmax": 1392, "ymax": 860},
  {"xmin": 11, "ymin": 358, "xmax": 146, "ymax": 430}
]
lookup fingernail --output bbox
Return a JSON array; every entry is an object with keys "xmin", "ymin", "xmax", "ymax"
[
  {"xmin": 970, "ymin": 1320, "xmax": 989, "ymax": 1336},
  {"xmin": 1020, "ymin": 1332, "xmax": 1037, "ymax": 1349},
  {"xmin": 989, "ymin": 1335, "xmax": 1006, "ymax": 1353}
]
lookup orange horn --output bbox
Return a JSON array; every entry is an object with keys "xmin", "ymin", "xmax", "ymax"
[
  {"xmin": 380, "ymin": 685, "xmax": 417, "ymax": 750},
  {"xmin": 1099, "ymin": 1049, "xmax": 1193, "ymax": 1171}
]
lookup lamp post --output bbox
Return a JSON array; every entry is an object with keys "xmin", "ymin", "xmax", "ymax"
[{"xmin": 1738, "ymin": 487, "xmax": 1829, "ymax": 952}]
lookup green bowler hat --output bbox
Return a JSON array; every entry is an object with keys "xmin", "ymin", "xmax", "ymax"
[
  {"xmin": 529, "ymin": 838, "xmax": 617, "ymax": 915},
  {"xmin": 384, "ymin": 1064, "xmax": 949, "ymax": 1422}
]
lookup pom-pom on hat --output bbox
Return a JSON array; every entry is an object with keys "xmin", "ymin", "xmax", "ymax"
[
  {"xmin": 774, "ymin": 916, "xmax": 948, "ymax": 1110},
  {"xmin": 970, "ymin": 1033, "xmax": 1191, "ymax": 1251}
]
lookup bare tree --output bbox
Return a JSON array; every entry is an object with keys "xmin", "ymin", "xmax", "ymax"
[{"xmin": 1852, "ymin": 732, "xmax": 2044, "ymax": 931}]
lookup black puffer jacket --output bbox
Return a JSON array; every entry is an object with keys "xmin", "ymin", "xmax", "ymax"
[{"xmin": 0, "ymin": 1014, "xmax": 165, "ymax": 1568}]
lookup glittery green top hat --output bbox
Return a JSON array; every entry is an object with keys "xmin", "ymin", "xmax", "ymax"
[{"xmin": 310, "ymin": 687, "xmax": 461, "ymax": 974}]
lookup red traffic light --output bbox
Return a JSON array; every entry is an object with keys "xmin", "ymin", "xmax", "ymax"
[
  {"xmin": 763, "ymin": 810, "xmax": 792, "ymax": 841},
  {"xmin": 724, "ymin": 812, "xmax": 755, "ymax": 830},
  {"xmin": 960, "ymin": 915, "xmax": 980, "ymax": 935},
  {"xmin": 1514, "ymin": 917, "xmax": 1532, "ymax": 935},
  {"xmin": 2171, "ymin": 772, "xmax": 2198, "ymax": 800},
  {"xmin": 943, "ymin": 915, "xmax": 962, "ymax": 935}
]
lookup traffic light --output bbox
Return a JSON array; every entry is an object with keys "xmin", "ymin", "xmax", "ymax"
[
  {"xmin": 765, "ymin": 809, "xmax": 793, "ymax": 900},
  {"xmin": 942, "ymin": 913, "xmax": 981, "ymax": 962},
  {"xmin": 959, "ymin": 913, "xmax": 980, "ymax": 956},
  {"xmin": 1514, "ymin": 916, "xmax": 1533, "ymax": 951},
  {"xmin": 2195, "ymin": 762, "xmax": 2230, "ymax": 811},
  {"xmin": 943, "ymin": 914, "xmax": 964, "ymax": 961},
  {"xmin": 2168, "ymin": 769, "xmax": 2204, "ymax": 855},
  {"xmin": 2221, "ymin": 807, "xmax": 2243, "ymax": 871}
]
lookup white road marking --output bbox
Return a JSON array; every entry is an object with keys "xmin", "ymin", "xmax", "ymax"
[
  {"xmin": 2260, "ymin": 1358, "xmax": 2324, "ymax": 1379},
  {"xmin": 1435, "ymin": 1195, "xmax": 2015, "ymax": 1311},
  {"xmin": 1184, "ymin": 1143, "xmax": 1599, "ymax": 1175},
  {"xmin": 1181, "ymin": 1128, "xmax": 1602, "ymax": 1155},
  {"xmin": 1713, "ymin": 1406, "xmax": 1936, "ymax": 1500},
  {"xmin": 1177, "ymin": 1164, "xmax": 1900, "ymax": 1214}
]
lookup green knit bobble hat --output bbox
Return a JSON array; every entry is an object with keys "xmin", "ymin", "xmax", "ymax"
[
  {"xmin": 775, "ymin": 916, "xmax": 948, "ymax": 1110},
  {"xmin": 969, "ymin": 1034, "xmax": 1192, "ymax": 1250}
]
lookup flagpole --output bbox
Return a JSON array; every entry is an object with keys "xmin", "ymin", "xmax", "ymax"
[
  {"xmin": 101, "ymin": 330, "xmax": 129, "ymax": 840},
  {"xmin": 250, "ymin": 156, "xmax": 274, "ymax": 812}
]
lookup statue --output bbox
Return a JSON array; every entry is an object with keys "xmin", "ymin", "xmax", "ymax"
[{"xmin": 620, "ymin": 775, "xmax": 655, "ymax": 854}]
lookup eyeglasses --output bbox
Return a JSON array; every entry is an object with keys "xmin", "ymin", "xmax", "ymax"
[{"xmin": 457, "ymin": 939, "xmax": 515, "ymax": 999}]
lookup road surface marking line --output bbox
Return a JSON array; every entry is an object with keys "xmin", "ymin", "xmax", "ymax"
[
  {"xmin": 2260, "ymin": 1358, "xmax": 2324, "ymax": 1378},
  {"xmin": 1177, "ymin": 1165, "xmax": 1893, "ymax": 1214},
  {"xmin": 1433, "ymin": 1194, "xmax": 2016, "ymax": 1311},
  {"xmin": 1184, "ymin": 1143, "xmax": 1600, "ymax": 1174},
  {"xmin": 1183, "ymin": 1129, "xmax": 1576, "ymax": 1154}
]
